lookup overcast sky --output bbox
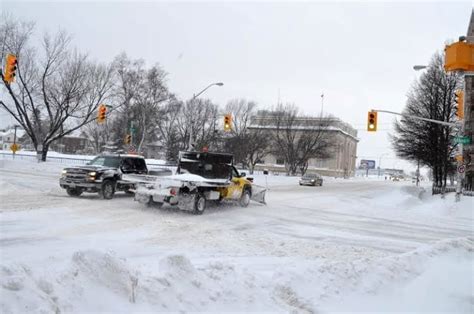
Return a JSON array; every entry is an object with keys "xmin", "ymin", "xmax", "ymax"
[{"xmin": 1, "ymin": 1, "xmax": 472, "ymax": 172}]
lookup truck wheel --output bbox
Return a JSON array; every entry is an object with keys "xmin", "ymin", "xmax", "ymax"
[
  {"xmin": 99, "ymin": 180, "xmax": 116, "ymax": 199},
  {"xmin": 239, "ymin": 189, "xmax": 251, "ymax": 207},
  {"xmin": 193, "ymin": 193, "xmax": 206, "ymax": 215},
  {"xmin": 66, "ymin": 188, "xmax": 82, "ymax": 197}
]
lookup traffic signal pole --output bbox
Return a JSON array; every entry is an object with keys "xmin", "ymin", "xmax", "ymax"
[
  {"xmin": 370, "ymin": 109, "xmax": 461, "ymax": 128},
  {"xmin": 371, "ymin": 108, "xmax": 463, "ymax": 202}
]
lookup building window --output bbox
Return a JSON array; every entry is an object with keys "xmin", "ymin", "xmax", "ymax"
[{"xmin": 276, "ymin": 158, "xmax": 284, "ymax": 165}]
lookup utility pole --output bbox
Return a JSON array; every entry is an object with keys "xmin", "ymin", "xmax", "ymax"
[
  {"xmin": 416, "ymin": 159, "xmax": 420, "ymax": 187},
  {"xmin": 320, "ymin": 92, "xmax": 324, "ymax": 117},
  {"xmin": 12, "ymin": 125, "xmax": 18, "ymax": 159}
]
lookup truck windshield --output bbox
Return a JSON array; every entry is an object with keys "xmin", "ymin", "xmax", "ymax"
[{"xmin": 88, "ymin": 156, "xmax": 121, "ymax": 168}]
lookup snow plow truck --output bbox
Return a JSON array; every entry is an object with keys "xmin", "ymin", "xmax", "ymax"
[{"xmin": 129, "ymin": 151, "xmax": 266, "ymax": 214}]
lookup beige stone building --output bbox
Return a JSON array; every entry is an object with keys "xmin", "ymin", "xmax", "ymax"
[{"xmin": 248, "ymin": 112, "xmax": 358, "ymax": 177}]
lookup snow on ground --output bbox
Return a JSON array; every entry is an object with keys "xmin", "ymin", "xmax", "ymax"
[{"xmin": 0, "ymin": 158, "xmax": 473, "ymax": 313}]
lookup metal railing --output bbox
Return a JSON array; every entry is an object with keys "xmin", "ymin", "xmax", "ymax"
[
  {"xmin": 462, "ymin": 190, "xmax": 474, "ymax": 197},
  {"xmin": 432, "ymin": 186, "xmax": 457, "ymax": 195},
  {"xmin": 0, "ymin": 152, "xmax": 91, "ymax": 164},
  {"xmin": 0, "ymin": 151, "xmax": 175, "ymax": 171}
]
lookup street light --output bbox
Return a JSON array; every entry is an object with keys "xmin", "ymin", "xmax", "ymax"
[
  {"xmin": 412, "ymin": 65, "xmax": 427, "ymax": 185},
  {"xmin": 188, "ymin": 82, "xmax": 224, "ymax": 149},
  {"xmin": 413, "ymin": 65, "xmax": 427, "ymax": 71},
  {"xmin": 378, "ymin": 153, "xmax": 388, "ymax": 177}
]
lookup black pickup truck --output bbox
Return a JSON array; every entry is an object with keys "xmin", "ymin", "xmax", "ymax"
[{"xmin": 59, "ymin": 154, "xmax": 150, "ymax": 199}]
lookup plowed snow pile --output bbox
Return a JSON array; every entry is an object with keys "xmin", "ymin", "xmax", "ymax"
[{"xmin": 1, "ymin": 238, "xmax": 472, "ymax": 313}]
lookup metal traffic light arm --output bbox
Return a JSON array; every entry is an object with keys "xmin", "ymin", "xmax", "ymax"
[{"xmin": 371, "ymin": 109, "xmax": 461, "ymax": 128}]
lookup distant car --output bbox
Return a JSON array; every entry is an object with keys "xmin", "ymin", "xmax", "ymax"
[{"xmin": 299, "ymin": 173, "xmax": 323, "ymax": 186}]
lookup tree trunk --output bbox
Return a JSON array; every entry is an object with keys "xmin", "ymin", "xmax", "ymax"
[{"xmin": 41, "ymin": 143, "xmax": 49, "ymax": 162}]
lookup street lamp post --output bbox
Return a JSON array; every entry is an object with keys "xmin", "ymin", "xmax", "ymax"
[
  {"xmin": 378, "ymin": 153, "xmax": 388, "ymax": 177},
  {"xmin": 188, "ymin": 82, "xmax": 224, "ymax": 150},
  {"xmin": 12, "ymin": 125, "xmax": 19, "ymax": 159},
  {"xmin": 413, "ymin": 65, "xmax": 426, "ymax": 189}
]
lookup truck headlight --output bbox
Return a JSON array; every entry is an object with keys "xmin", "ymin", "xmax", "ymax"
[
  {"xmin": 88, "ymin": 171, "xmax": 97, "ymax": 181},
  {"xmin": 311, "ymin": 179, "xmax": 315, "ymax": 182},
  {"xmin": 61, "ymin": 170, "xmax": 67, "ymax": 177}
]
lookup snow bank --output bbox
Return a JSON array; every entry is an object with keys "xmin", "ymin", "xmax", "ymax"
[{"xmin": 1, "ymin": 238, "xmax": 472, "ymax": 313}]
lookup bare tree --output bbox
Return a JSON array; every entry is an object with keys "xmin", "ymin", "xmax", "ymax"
[
  {"xmin": 175, "ymin": 98, "xmax": 219, "ymax": 151},
  {"xmin": 391, "ymin": 52, "xmax": 460, "ymax": 187},
  {"xmin": 223, "ymin": 99, "xmax": 271, "ymax": 173},
  {"xmin": 80, "ymin": 121, "xmax": 109, "ymax": 154},
  {"xmin": 156, "ymin": 95, "xmax": 183, "ymax": 162},
  {"xmin": 266, "ymin": 104, "xmax": 333, "ymax": 176},
  {"xmin": 134, "ymin": 64, "xmax": 169, "ymax": 152},
  {"xmin": 0, "ymin": 16, "xmax": 114, "ymax": 160},
  {"xmin": 109, "ymin": 53, "xmax": 170, "ymax": 154}
]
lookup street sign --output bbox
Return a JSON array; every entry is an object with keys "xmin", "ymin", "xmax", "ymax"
[
  {"xmin": 128, "ymin": 145, "xmax": 137, "ymax": 154},
  {"xmin": 454, "ymin": 136, "xmax": 472, "ymax": 145},
  {"xmin": 458, "ymin": 165, "xmax": 466, "ymax": 174},
  {"xmin": 10, "ymin": 143, "xmax": 19, "ymax": 153}
]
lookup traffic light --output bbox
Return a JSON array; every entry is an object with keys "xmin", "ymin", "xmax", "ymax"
[
  {"xmin": 224, "ymin": 114, "xmax": 232, "ymax": 132},
  {"xmin": 367, "ymin": 111, "xmax": 377, "ymax": 132},
  {"xmin": 3, "ymin": 54, "xmax": 18, "ymax": 84},
  {"xmin": 97, "ymin": 104, "xmax": 107, "ymax": 123},
  {"xmin": 124, "ymin": 134, "xmax": 131, "ymax": 145},
  {"xmin": 454, "ymin": 90, "xmax": 464, "ymax": 119}
]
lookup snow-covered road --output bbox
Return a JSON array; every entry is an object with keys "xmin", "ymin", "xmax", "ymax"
[{"xmin": 0, "ymin": 159, "xmax": 473, "ymax": 313}]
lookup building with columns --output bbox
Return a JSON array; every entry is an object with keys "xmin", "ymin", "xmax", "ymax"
[{"xmin": 248, "ymin": 111, "xmax": 358, "ymax": 177}]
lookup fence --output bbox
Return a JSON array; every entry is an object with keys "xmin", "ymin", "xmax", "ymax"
[
  {"xmin": 0, "ymin": 152, "xmax": 175, "ymax": 171},
  {"xmin": 432, "ymin": 186, "xmax": 457, "ymax": 195},
  {"xmin": 1, "ymin": 152, "xmax": 91, "ymax": 164},
  {"xmin": 462, "ymin": 190, "xmax": 474, "ymax": 197}
]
